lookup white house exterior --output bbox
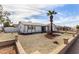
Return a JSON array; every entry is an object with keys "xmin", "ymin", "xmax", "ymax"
[
  {"xmin": 18, "ymin": 21, "xmax": 58, "ymax": 34},
  {"xmin": 4, "ymin": 27, "xmax": 18, "ymax": 33},
  {"xmin": 3, "ymin": 23, "xmax": 19, "ymax": 33},
  {"xmin": 0, "ymin": 23, "xmax": 3, "ymax": 31}
]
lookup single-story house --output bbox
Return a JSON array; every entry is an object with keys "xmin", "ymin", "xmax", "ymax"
[
  {"xmin": 4, "ymin": 27, "xmax": 18, "ymax": 33},
  {"xmin": 56, "ymin": 26, "xmax": 72, "ymax": 31},
  {"xmin": 18, "ymin": 21, "xmax": 58, "ymax": 34}
]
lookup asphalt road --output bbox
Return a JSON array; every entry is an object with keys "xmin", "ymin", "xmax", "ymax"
[{"xmin": 65, "ymin": 38, "xmax": 79, "ymax": 54}]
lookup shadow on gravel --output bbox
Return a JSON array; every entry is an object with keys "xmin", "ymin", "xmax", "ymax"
[{"xmin": 45, "ymin": 33, "xmax": 61, "ymax": 39}]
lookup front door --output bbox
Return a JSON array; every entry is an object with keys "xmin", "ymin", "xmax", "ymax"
[{"xmin": 41, "ymin": 26, "xmax": 46, "ymax": 32}]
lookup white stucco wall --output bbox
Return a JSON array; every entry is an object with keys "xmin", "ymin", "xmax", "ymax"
[
  {"xmin": 32, "ymin": 29, "xmax": 35, "ymax": 33},
  {"xmin": 0, "ymin": 23, "xmax": 4, "ymax": 31},
  {"xmin": 35, "ymin": 26, "xmax": 42, "ymax": 32},
  {"xmin": 18, "ymin": 24, "xmax": 24, "ymax": 33},
  {"xmin": 24, "ymin": 26, "xmax": 28, "ymax": 33},
  {"xmin": 45, "ymin": 26, "xmax": 48, "ymax": 32},
  {"xmin": 19, "ymin": 23, "xmax": 42, "ymax": 33}
]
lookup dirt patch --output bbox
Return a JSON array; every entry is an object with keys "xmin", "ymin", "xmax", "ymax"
[
  {"xmin": 0, "ymin": 44, "xmax": 17, "ymax": 54},
  {"xmin": 45, "ymin": 33, "xmax": 61, "ymax": 39}
]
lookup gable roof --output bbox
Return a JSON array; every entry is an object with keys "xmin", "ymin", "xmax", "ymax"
[{"xmin": 19, "ymin": 21, "xmax": 47, "ymax": 26}]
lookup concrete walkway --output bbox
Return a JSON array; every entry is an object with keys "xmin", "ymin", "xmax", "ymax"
[{"xmin": 66, "ymin": 38, "xmax": 79, "ymax": 54}]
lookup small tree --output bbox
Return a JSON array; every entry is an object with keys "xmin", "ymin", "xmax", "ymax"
[
  {"xmin": 0, "ymin": 5, "xmax": 11, "ymax": 27},
  {"xmin": 4, "ymin": 21, "xmax": 10, "ymax": 27}
]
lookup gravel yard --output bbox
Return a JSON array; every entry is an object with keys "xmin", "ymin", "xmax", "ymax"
[
  {"xmin": 0, "ymin": 32, "xmax": 74, "ymax": 54},
  {"xmin": 18, "ymin": 33, "xmax": 73, "ymax": 54},
  {"xmin": 0, "ymin": 32, "xmax": 16, "ymax": 41}
]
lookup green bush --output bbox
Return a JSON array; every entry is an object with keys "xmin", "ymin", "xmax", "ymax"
[
  {"xmin": 4, "ymin": 21, "xmax": 10, "ymax": 27},
  {"xmin": 76, "ymin": 25, "xmax": 79, "ymax": 29},
  {"xmin": 4, "ymin": 22, "xmax": 15, "ymax": 27}
]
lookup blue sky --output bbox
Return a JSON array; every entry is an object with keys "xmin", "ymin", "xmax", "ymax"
[{"xmin": 3, "ymin": 4, "xmax": 79, "ymax": 27}]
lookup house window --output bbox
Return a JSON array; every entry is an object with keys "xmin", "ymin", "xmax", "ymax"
[
  {"xmin": 27, "ymin": 25, "xmax": 35, "ymax": 29},
  {"xmin": 33, "ymin": 26, "xmax": 35, "ymax": 29},
  {"xmin": 28, "ymin": 25, "xmax": 32, "ymax": 29}
]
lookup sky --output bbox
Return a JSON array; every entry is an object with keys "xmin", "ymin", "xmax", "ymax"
[{"xmin": 2, "ymin": 4, "xmax": 79, "ymax": 27}]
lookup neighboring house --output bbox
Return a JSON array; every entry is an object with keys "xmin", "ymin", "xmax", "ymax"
[
  {"xmin": 0, "ymin": 23, "xmax": 3, "ymax": 31},
  {"xmin": 4, "ymin": 27, "xmax": 18, "ymax": 33},
  {"xmin": 18, "ymin": 21, "xmax": 58, "ymax": 34},
  {"xmin": 56, "ymin": 26, "xmax": 72, "ymax": 31},
  {"xmin": 4, "ymin": 24, "xmax": 19, "ymax": 33}
]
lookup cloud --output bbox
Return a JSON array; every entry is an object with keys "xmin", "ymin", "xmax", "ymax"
[
  {"xmin": 4, "ymin": 4, "xmax": 78, "ymax": 27},
  {"xmin": 54, "ymin": 15, "xmax": 79, "ymax": 27},
  {"xmin": 2, "ymin": 4, "xmax": 65, "ymax": 24},
  {"xmin": 2, "ymin": 4, "xmax": 48, "ymax": 23}
]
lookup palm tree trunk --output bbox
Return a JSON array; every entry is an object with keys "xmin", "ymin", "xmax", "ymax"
[
  {"xmin": 50, "ymin": 15, "xmax": 53, "ymax": 34},
  {"xmin": 51, "ymin": 21, "xmax": 53, "ymax": 33}
]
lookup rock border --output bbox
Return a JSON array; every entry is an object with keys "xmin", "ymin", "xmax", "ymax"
[{"xmin": 50, "ymin": 34, "xmax": 79, "ymax": 54}]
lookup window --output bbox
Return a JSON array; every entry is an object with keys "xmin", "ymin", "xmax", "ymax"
[
  {"xmin": 33, "ymin": 26, "xmax": 35, "ymax": 29},
  {"xmin": 27, "ymin": 25, "xmax": 35, "ymax": 30},
  {"xmin": 28, "ymin": 25, "xmax": 32, "ymax": 29}
]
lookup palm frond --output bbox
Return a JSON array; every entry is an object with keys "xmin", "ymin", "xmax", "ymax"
[
  {"xmin": 52, "ymin": 10, "xmax": 57, "ymax": 14},
  {"xmin": 47, "ymin": 13, "xmax": 50, "ymax": 16},
  {"xmin": 47, "ymin": 10, "xmax": 52, "ymax": 16}
]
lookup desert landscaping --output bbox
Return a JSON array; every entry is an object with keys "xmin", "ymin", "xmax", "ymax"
[
  {"xmin": 18, "ymin": 32, "xmax": 73, "ymax": 54},
  {"xmin": 0, "ymin": 31, "xmax": 76, "ymax": 54}
]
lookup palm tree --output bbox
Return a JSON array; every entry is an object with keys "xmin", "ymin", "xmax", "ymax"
[{"xmin": 47, "ymin": 10, "xmax": 57, "ymax": 34}]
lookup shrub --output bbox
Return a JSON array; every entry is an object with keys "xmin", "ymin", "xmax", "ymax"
[
  {"xmin": 4, "ymin": 21, "xmax": 10, "ymax": 27},
  {"xmin": 76, "ymin": 25, "xmax": 79, "ymax": 29}
]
